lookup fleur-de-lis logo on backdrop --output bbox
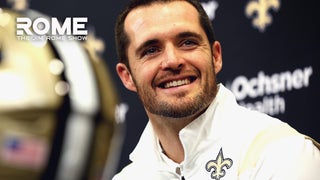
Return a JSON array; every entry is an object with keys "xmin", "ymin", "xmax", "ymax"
[
  {"xmin": 201, "ymin": 0, "xmax": 219, "ymax": 21},
  {"xmin": 205, "ymin": 148, "xmax": 233, "ymax": 180},
  {"xmin": 245, "ymin": 0, "xmax": 281, "ymax": 32},
  {"xmin": 8, "ymin": 0, "xmax": 29, "ymax": 11}
]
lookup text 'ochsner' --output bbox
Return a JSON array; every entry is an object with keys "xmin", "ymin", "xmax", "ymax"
[{"xmin": 227, "ymin": 66, "xmax": 313, "ymax": 115}]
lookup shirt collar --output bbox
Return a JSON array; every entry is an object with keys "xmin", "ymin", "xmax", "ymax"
[{"xmin": 129, "ymin": 84, "xmax": 236, "ymax": 165}]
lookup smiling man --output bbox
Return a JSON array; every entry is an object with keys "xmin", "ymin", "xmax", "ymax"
[{"xmin": 113, "ymin": 0, "xmax": 320, "ymax": 179}]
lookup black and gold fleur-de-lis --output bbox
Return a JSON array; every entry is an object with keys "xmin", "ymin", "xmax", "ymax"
[
  {"xmin": 205, "ymin": 148, "xmax": 233, "ymax": 180},
  {"xmin": 245, "ymin": 0, "xmax": 280, "ymax": 32}
]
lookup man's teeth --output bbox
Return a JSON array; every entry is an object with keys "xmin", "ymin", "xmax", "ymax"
[{"xmin": 164, "ymin": 79, "xmax": 191, "ymax": 88}]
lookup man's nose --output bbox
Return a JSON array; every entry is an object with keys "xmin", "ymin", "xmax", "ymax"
[{"xmin": 160, "ymin": 45, "xmax": 183, "ymax": 70}]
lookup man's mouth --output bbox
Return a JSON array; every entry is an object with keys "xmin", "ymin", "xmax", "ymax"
[{"xmin": 159, "ymin": 77, "xmax": 196, "ymax": 89}]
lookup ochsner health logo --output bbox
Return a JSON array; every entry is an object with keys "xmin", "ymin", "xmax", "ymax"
[
  {"xmin": 226, "ymin": 66, "xmax": 313, "ymax": 116},
  {"xmin": 16, "ymin": 17, "xmax": 88, "ymax": 41}
]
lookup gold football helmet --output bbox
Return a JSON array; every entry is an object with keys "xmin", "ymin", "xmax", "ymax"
[{"xmin": 0, "ymin": 4, "xmax": 122, "ymax": 180}]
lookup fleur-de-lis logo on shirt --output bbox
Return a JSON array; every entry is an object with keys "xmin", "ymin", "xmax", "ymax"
[
  {"xmin": 205, "ymin": 148, "xmax": 233, "ymax": 180},
  {"xmin": 245, "ymin": 0, "xmax": 281, "ymax": 32}
]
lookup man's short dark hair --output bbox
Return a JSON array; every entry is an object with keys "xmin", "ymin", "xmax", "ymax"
[{"xmin": 114, "ymin": 0, "xmax": 215, "ymax": 69}]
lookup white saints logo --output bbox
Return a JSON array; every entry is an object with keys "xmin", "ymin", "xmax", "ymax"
[
  {"xmin": 245, "ymin": 0, "xmax": 281, "ymax": 32},
  {"xmin": 201, "ymin": 0, "xmax": 219, "ymax": 20},
  {"xmin": 205, "ymin": 148, "xmax": 233, "ymax": 180}
]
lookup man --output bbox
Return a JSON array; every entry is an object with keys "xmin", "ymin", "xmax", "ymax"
[{"xmin": 113, "ymin": 0, "xmax": 320, "ymax": 179}]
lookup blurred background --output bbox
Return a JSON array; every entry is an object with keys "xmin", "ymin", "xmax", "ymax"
[{"xmin": 0, "ymin": 0, "xmax": 319, "ymax": 179}]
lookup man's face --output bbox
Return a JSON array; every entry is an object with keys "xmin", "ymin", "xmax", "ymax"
[{"xmin": 117, "ymin": 1, "xmax": 222, "ymax": 118}]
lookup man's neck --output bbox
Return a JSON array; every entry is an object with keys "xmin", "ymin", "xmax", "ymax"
[{"xmin": 147, "ymin": 113, "xmax": 198, "ymax": 163}]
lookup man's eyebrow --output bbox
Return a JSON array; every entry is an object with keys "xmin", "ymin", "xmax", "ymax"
[
  {"xmin": 134, "ymin": 31, "xmax": 203, "ymax": 56},
  {"xmin": 177, "ymin": 31, "xmax": 203, "ymax": 41},
  {"xmin": 135, "ymin": 39, "xmax": 159, "ymax": 56}
]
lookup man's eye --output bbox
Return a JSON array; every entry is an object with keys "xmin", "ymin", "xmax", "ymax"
[
  {"xmin": 142, "ymin": 47, "xmax": 160, "ymax": 57},
  {"xmin": 181, "ymin": 39, "xmax": 197, "ymax": 47}
]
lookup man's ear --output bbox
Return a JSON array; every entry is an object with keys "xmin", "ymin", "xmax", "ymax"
[
  {"xmin": 116, "ymin": 63, "xmax": 137, "ymax": 92},
  {"xmin": 212, "ymin": 41, "xmax": 223, "ymax": 74}
]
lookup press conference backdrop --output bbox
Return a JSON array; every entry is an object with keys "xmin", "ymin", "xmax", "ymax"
[{"xmin": 1, "ymin": 0, "xmax": 319, "ymax": 176}]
